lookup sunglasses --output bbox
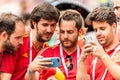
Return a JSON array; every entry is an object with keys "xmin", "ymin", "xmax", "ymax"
[{"xmin": 66, "ymin": 55, "xmax": 73, "ymax": 70}]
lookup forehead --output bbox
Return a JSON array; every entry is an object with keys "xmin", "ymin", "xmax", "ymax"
[
  {"xmin": 39, "ymin": 18, "xmax": 57, "ymax": 24},
  {"xmin": 13, "ymin": 21, "xmax": 25, "ymax": 34},
  {"xmin": 92, "ymin": 21, "xmax": 110, "ymax": 28},
  {"xmin": 60, "ymin": 20, "xmax": 76, "ymax": 30},
  {"xmin": 114, "ymin": 0, "xmax": 120, "ymax": 7}
]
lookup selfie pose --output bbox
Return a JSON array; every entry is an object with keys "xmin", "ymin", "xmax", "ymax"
[{"xmin": 25, "ymin": 9, "xmax": 84, "ymax": 80}]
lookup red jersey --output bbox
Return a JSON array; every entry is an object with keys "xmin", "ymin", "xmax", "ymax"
[
  {"xmin": 0, "ymin": 34, "xmax": 48, "ymax": 80},
  {"xmin": 0, "ymin": 53, "xmax": 3, "ymax": 66},
  {"xmin": 85, "ymin": 43, "xmax": 120, "ymax": 80},
  {"xmin": 40, "ymin": 44, "xmax": 81, "ymax": 80}
]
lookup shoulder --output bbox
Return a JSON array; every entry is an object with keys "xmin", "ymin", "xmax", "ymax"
[
  {"xmin": 50, "ymin": 44, "xmax": 59, "ymax": 49},
  {"xmin": 38, "ymin": 47, "xmax": 52, "ymax": 55}
]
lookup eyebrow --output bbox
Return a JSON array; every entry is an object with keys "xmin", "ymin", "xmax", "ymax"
[{"xmin": 114, "ymin": 6, "xmax": 120, "ymax": 10}]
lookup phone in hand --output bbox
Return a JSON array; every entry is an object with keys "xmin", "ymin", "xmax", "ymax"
[
  {"xmin": 44, "ymin": 57, "xmax": 60, "ymax": 67},
  {"xmin": 84, "ymin": 36, "xmax": 92, "ymax": 44}
]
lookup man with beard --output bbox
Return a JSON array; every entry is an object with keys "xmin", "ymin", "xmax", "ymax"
[
  {"xmin": 0, "ymin": 13, "xmax": 25, "ymax": 65},
  {"xmin": 0, "ymin": 2, "xmax": 60, "ymax": 80},
  {"xmin": 25, "ymin": 10, "xmax": 84, "ymax": 80},
  {"xmin": 76, "ymin": 7, "xmax": 120, "ymax": 80}
]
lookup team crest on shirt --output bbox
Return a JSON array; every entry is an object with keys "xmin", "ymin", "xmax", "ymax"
[
  {"xmin": 23, "ymin": 53, "xmax": 28, "ymax": 58},
  {"xmin": 112, "ymin": 52, "xmax": 120, "ymax": 62}
]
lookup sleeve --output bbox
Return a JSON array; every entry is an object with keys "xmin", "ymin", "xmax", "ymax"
[{"xmin": 0, "ymin": 52, "xmax": 18, "ymax": 74}]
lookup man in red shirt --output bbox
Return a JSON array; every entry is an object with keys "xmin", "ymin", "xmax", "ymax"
[
  {"xmin": 76, "ymin": 7, "xmax": 120, "ymax": 80},
  {"xmin": 0, "ymin": 2, "xmax": 60, "ymax": 80},
  {"xmin": 0, "ymin": 13, "xmax": 25, "ymax": 65},
  {"xmin": 25, "ymin": 10, "xmax": 84, "ymax": 80}
]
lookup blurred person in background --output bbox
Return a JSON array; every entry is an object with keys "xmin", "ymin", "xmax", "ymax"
[
  {"xmin": 114, "ymin": 0, "xmax": 120, "ymax": 40},
  {"xmin": 22, "ymin": 13, "xmax": 31, "ymax": 34},
  {"xmin": 0, "ymin": 0, "xmax": 21, "ymax": 16},
  {"xmin": 0, "ymin": 2, "xmax": 60, "ymax": 80}
]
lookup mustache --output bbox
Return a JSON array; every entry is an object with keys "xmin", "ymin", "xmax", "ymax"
[
  {"xmin": 44, "ymin": 32, "xmax": 53, "ymax": 35},
  {"xmin": 63, "ymin": 38, "xmax": 70, "ymax": 42}
]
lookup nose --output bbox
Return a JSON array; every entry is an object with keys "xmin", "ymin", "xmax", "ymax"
[
  {"xmin": 64, "ymin": 32, "xmax": 68, "ymax": 38},
  {"xmin": 96, "ymin": 29, "xmax": 101, "ymax": 37},
  {"xmin": 114, "ymin": 9, "xmax": 119, "ymax": 16},
  {"xmin": 46, "ymin": 26, "xmax": 52, "ymax": 32}
]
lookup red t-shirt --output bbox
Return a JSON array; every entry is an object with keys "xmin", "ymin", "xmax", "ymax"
[
  {"xmin": 0, "ymin": 34, "xmax": 38, "ymax": 80},
  {"xmin": 40, "ymin": 44, "xmax": 81, "ymax": 80},
  {"xmin": 85, "ymin": 44, "xmax": 120, "ymax": 80}
]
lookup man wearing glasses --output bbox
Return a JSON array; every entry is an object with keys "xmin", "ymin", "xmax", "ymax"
[
  {"xmin": 26, "ymin": 10, "xmax": 84, "ymax": 80},
  {"xmin": 114, "ymin": 0, "xmax": 120, "ymax": 40}
]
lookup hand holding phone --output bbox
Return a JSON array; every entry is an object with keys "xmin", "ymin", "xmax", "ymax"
[
  {"xmin": 43, "ymin": 57, "xmax": 60, "ymax": 67},
  {"xmin": 84, "ymin": 36, "xmax": 92, "ymax": 44}
]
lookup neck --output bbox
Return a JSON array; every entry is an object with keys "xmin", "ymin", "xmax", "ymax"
[
  {"xmin": 63, "ymin": 45, "xmax": 78, "ymax": 55},
  {"xmin": 31, "ymin": 30, "xmax": 44, "ymax": 50},
  {"xmin": 104, "ymin": 36, "xmax": 119, "ymax": 52},
  {"xmin": 0, "ymin": 42, "xmax": 3, "ymax": 53},
  {"xmin": 33, "ymin": 41, "xmax": 44, "ymax": 50}
]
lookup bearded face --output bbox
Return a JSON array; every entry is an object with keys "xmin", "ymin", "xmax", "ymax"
[{"xmin": 2, "ymin": 39, "xmax": 15, "ymax": 53}]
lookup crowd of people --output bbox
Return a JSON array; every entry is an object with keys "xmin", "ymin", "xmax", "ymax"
[{"xmin": 0, "ymin": 0, "xmax": 120, "ymax": 80}]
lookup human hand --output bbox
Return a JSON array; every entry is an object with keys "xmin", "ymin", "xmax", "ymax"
[
  {"xmin": 28, "ymin": 56, "xmax": 53, "ymax": 72},
  {"xmin": 81, "ymin": 41, "xmax": 106, "ymax": 60}
]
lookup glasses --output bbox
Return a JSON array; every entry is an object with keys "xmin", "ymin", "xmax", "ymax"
[{"xmin": 66, "ymin": 55, "xmax": 73, "ymax": 70}]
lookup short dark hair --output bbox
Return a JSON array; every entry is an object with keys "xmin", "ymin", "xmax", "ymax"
[
  {"xmin": 59, "ymin": 10, "xmax": 83, "ymax": 31},
  {"xmin": 85, "ymin": 7, "xmax": 117, "ymax": 26},
  {"xmin": 30, "ymin": 2, "xmax": 60, "ymax": 29},
  {"xmin": 0, "ymin": 13, "xmax": 24, "ymax": 37}
]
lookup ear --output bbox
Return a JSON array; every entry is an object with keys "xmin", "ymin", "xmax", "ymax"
[
  {"xmin": 32, "ymin": 20, "xmax": 37, "ymax": 29},
  {"xmin": 112, "ymin": 23, "xmax": 117, "ymax": 32},
  {"xmin": 78, "ymin": 29, "xmax": 84, "ymax": 37},
  {"xmin": 0, "ymin": 31, "xmax": 8, "ymax": 41}
]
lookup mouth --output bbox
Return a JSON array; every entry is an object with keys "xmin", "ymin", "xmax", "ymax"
[{"xmin": 45, "ymin": 33, "xmax": 52, "ymax": 37}]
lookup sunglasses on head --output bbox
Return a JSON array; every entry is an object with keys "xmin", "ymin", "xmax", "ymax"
[{"xmin": 66, "ymin": 55, "xmax": 73, "ymax": 70}]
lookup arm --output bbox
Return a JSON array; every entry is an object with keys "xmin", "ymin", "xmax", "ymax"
[
  {"xmin": 76, "ymin": 60, "xmax": 90, "ymax": 80},
  {"xmin": 99, "ymin": 52, "xmax": 120, "ymax": 79},
  {"xmin": 25, "ymin": 71, "xmax": 38, "ymax": 80},
  {"xmin": 0, "ymin": 73, "xmax": 12, "ymax": 80},
  {"xmin": 0, "ymin": 53, "xmax": 16, "ymax": 80},
  {"xmin": 91, "ymin": 42, "xmax": 120, "ymax": 79},
  {"xmin": 25, "ymin": 56, "xmax": 52, "ymax": 80},
  {"xmin": 76, "ymin": 52, "xmax": 90, "ymax": 80}
]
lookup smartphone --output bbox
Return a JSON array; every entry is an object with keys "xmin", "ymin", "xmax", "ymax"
[
  {"xmin": 84, "ymin": 36, "xmax": 92, "ymax": 44},
  {"xmin": 44, "ymin": 57, "xmax": 60, "ymax": 67}
]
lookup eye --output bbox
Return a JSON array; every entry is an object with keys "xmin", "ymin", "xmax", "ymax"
[
  {"xmin": 100, "ymin": 27, "xmax": 106, "ymax": 30},
  {"xmin": 42, "ymin": 23, "xmax": 48, "ymax": 27},
  {"xmin": 114, "ymin": 6, "xmax": 120, "ymax": 10},
  {"xmin": 60, "ymin": 30, "xmax": 64, "ymax": 34},
  {"xmin": 15, "ymin": 36, "xmax": 22, "ymax": 40},
  {"xmin": 67, "ymin": 31, "xmax": 73, "ymax": 34},
  {"xmin": 51, "ymin": 24, "xmax": 56, "ymax": 28}
]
